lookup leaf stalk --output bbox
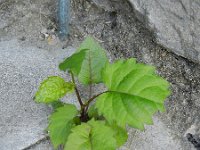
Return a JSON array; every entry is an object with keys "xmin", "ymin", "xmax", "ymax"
[
  {"xmin": 84, "ymin": 91, "xmax": 109, "ymax": 106},
  {"xmin": 70, "ymin": 71, "xmax": 83, "ymax": 107}
]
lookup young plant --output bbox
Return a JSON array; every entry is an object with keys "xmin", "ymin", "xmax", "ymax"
[{"xmin": 34, "ymin": 36, "xmax": 170, "ymax": 150}]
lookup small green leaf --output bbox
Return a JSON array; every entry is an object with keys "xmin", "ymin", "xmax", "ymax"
[
  {"xmin": 59, "ymin": 36, "xmax": 108, "ymax": 85},
  {"xmin": 96, "ymin": 58, "xmax": 170, "ymax": 130},
  {"xmin": 88, "ymin": 104, "xmax": 99, "ymax": 119},
  {"xmin": 64, "ymin": 123, "xmax": 91, "ymax": 150},
  {"xmin": 64, "ymin": 120, "xmax": 117, "ymax": 150},
  {"xmin": 48, "ymin": 104, "xmax": 78, "ymax": 149},
  {"xmin": 51, "ymin": 101, "xmax": 65, "ymax": 110},
  {"xmin": 77, "ymin": 36, "xmax": 108, "ymax": 84},
  {"xmin": 59, "ymin": 49, "xmax": 88, "ymax": 75},
  {"xmin": 34, "ymin": 76, "xmax": 74, "ymax": 103},
  {"xmin": 73, "ymin": 116, "xmax": 81, "ymax": 125}
]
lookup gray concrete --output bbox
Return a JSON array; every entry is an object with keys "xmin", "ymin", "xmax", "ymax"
[
  {"xmin": 0, "ymin": 39, "xmax": 75, "ymax": 150},
  {"xmin": 129, "ymin": 0, "xmax": 200, "ymax": 64},
  {"xmin": 126, "ymin": 117, "xmax": 182, "ymax": 150}
]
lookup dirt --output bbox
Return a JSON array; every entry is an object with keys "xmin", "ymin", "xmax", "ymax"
[{"xmin": 0, "ymin": 0, "xmax": 200, "ymax": 149}]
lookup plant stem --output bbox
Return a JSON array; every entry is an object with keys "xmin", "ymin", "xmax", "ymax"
[
  {"xmin": 85, "ymin": 84, "xmax": 92, "ymax": 112},
  {"xmin": 70, "ymin": 72, "xmax": 110, "ymax": 122},
  {"xmin": 89, "ymin": 84, "xmax": 92, "ymax": 100},
  {"xmin": 70, "ymin": 72, "xmax": 89, "ymax": 122},
  {"xmin": 84, "ymin": 91, "xmax": 109, "ymax": 107},
  {"xmin": 70, "ymin": 71, "xmax": 83, "ymax": 107}
]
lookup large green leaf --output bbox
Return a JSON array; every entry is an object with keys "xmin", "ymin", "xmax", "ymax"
[
  {"xmin": 64, "ymin": 120, "xmax": 117, "ymax": 150},
  {"xmin": 34, "ymin": 76, "xmax": 74, "ymax": 103},
  {"xmin": 96, "ymin": 58, "xmax": 170, "ymax": 130},
  {"xmin": 110, "ymin": 123, "xmax": 128, "ymax": 147},
  {"xmin": 59, "ymin": 36, "xmax": 108, "ymax": 85},
  {"xmin": 48, "ymin": 104, "xmax": 78, "ymax": 149}
]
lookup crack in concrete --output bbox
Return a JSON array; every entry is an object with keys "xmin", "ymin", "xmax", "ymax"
[{"xmin": 22, "ymin": 136, "xmax": 49, "ymax": 150}]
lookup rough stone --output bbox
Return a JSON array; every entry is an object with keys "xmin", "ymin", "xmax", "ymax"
[{"xmin": 129, "ymin": 0, "xmax": 200, "ymax": 64}]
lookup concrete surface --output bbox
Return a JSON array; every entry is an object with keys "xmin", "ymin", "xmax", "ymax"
[
  {"xmin": 129, "ymin": 0, "xmax": 200, "ymax": 64},
  {"xmin": 0, "ymin": 39, "xmax": 75, "ymax": 150}
]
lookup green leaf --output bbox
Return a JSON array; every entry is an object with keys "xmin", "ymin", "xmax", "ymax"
[
  {"xmin": 109, "ymin": 123, "xmax": 128, "ymax": 147},
  {"xmin": 73, "ymin": 116, "xmax": 81, "ymax": 125},
  {"xmin": 51, "ymin": 101, "xmax": 65, "ymax": 110},
  {"xmin": 96, "ymin": 58, "xmax": 170, "ymax": 130},
  {"xmin": 59, "ymin": 36, "xmax": 108, "ymax": 85},
  {"xmin": 88, "ymin": 104, "xmax": 99, "ymax": 119},
  {"xmin": 64, "ymin": 120, "xmax": 117, "ymax": 150},
  {"xmin": 59, "ymin": 49, "xmax": 88, "ymax": 75},
  {"xmin": 48, "ymin": 104, "xmax": 78, "ymax": 149},
  {"xmin": 64, "ymin": 123, "xmax": 91, "ymax": 150},
  {"xmin": 34, "ymin": 76, "xmax": 74, "ymax": 103},
  {"xmin": 77, "ymin": 36, "xmax": 108, "ymax": 84}
]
